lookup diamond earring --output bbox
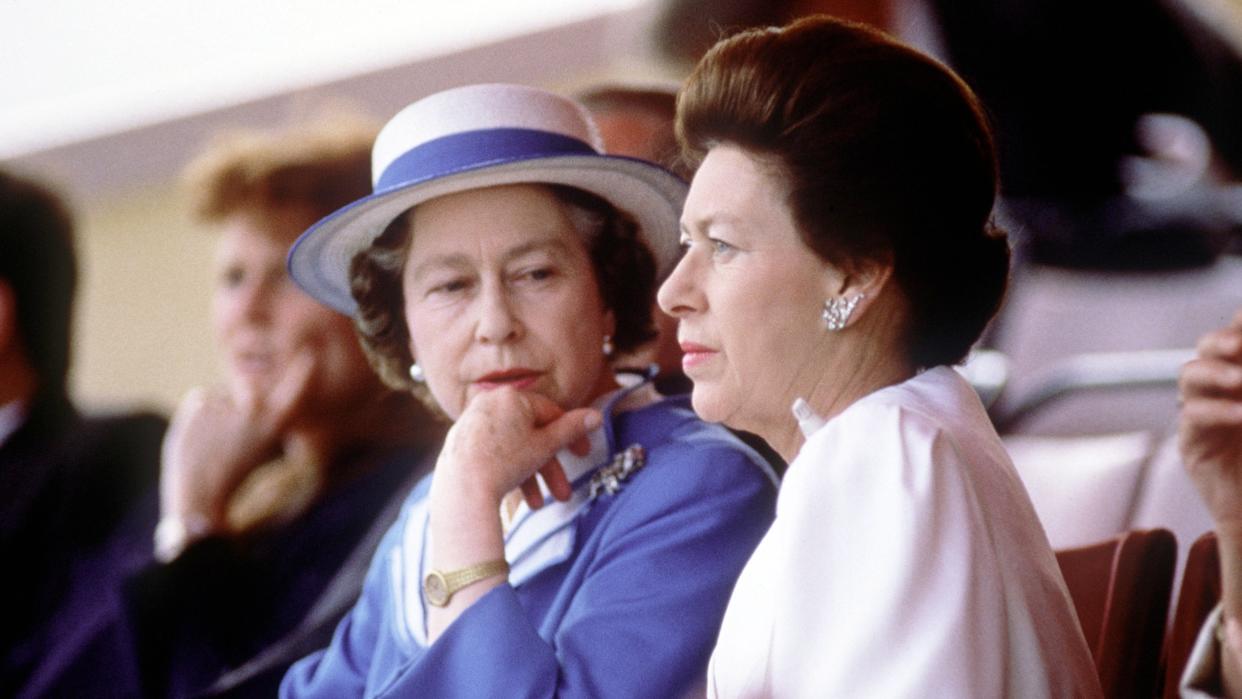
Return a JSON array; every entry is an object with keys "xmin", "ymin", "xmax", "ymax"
[
  {"xmin": 822, "ymin": 294, "xmax": 863, "ymax": 331},
  {"xmin": 602, "ymin": 335, "xmax": 614, "ymax": 358},
  {"xmin": 408, "ymin": 363, "xmax": 425, "ymax": 383}
]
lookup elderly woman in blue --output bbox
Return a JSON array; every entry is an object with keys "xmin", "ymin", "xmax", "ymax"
[{"xmin": 279, "ymin": 83, "xmax": 777, "ymax": 698}]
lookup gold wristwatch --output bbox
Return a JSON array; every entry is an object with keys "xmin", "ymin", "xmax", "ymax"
[{"xmin": 424, "ymin": 559, "xmax": 510, "ymax": 607}]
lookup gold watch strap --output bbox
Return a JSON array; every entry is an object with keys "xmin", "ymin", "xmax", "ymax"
[{"xmin": 424, "ymin": 559, "xmax": 509, "ymax": 607}]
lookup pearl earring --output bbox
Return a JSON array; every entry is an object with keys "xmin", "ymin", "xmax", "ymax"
[
  {"xmin": 822, "ymin": 294, "xmax": 863, "ymax": 331},
  {"xmin": 602, "ymin": 335, "xmax": 614, "ymax": 358},
  {"xmin": 408, "ymin": 363, "xmax": 425, "ymax": 383}
]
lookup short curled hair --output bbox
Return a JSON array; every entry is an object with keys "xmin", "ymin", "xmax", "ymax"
[
  {"xmin": 182, "ymin": 112, "xmax": 378, "ymax": 223},
  {"xmin": 678, "ymin": 16, "xmax": 1011, "ymax": 368},
  {"xmin": 349, "ymin": 184, "xmax": 658, "ymax": 397}
]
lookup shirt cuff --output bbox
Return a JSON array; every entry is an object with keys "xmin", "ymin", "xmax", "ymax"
[{"xmin": 1183, "ymin": 603, "xmax": 1226, "ymax": 699}]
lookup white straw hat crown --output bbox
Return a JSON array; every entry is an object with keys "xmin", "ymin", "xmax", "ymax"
[{"xmin": 288, "ymin": 83, "xmax": 686, "ymax": 316}]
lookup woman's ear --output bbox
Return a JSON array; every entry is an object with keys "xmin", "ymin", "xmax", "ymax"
[{"xmin": 824, "ymin": 255, "xmax": 895, "ymax": 327}]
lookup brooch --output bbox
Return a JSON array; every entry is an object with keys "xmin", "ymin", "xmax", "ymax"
[{"xmin": 588, "ymin": 444, "xmax": 646, "ymax": 501}]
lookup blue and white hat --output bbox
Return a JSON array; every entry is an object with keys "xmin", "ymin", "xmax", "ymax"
[{"xmin": 288, "ymin": 83, "xmax": 688, "ymax": 316}]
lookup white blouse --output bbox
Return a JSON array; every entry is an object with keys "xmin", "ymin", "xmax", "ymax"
[{"xmin": 708, "ymin": 367, "xmax": 1102, "ymax": 698}]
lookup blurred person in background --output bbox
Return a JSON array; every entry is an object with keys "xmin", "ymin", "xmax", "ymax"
[
  {"xmin": 577, "ymin": 84, "xmax": 688, "ymax": 394},
  {"xmin": 579, "ymin": 83, "xmax": 784, "ymax": 474},
  {"xmin": 577, "ymin": 85, "xmax": 685, "ymax": 178},
  {"xmin": 0, "ymin": 168, "xmax": 166, "ymax": 696},
  {"xmin": 21, "ymin": 115, "xmax": 443, "ymax": 698}
]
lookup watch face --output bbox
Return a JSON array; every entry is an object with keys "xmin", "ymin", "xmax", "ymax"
[{"xmin": 424, "ymin": 572, "xmax": 448, "ymax": 606}]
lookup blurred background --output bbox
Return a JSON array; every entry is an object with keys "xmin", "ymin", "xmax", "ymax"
[
  {"xmin": 12, "ymin": 4, "xmax": 1242, "ymax": 694},
  {"xmin": 2, "ymin": 0, "xmax": 675, "ymax": 412},
  {"xmin": 4, "ymin": 0, "xmax": 1242, "ymax": 446},
  {"xmin": 6, "ymin": 0, "xmax": 1242, "ymax": 680}
]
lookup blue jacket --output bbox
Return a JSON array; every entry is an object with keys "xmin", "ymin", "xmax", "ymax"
[{"xmin": 281, "ymin": 393, "xmax": 778, "ymax": 698}]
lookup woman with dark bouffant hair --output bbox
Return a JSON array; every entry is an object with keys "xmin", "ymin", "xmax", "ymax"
[{"xmin": 658, "ymin": 16, "xmax": 1102, "ymax": 696}]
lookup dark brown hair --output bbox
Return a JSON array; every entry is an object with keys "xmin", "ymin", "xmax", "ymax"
[
  {"xmin": 0, "ymin": 169, "xmax": 76, "ymax": 401},
  {"xmin": 678, "ymin": 16, "xmax": 1010, "ymax": 368},
  {"xmin": 349, "ymin": 184, "xmax": 658, "ymax": 395}
]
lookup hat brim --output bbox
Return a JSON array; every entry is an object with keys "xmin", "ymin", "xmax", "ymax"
[{"xmin": 288, "ymin": 153, "xmax": 687, "ymax": 316}]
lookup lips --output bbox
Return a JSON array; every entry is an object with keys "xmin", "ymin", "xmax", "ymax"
[
  {"xmin": 679, "ymin": 341, "xmax": 717, "ymax": 370},
  {"xmin": 474, "ymin": 368, "xmax": 543, "ymax": 390}
]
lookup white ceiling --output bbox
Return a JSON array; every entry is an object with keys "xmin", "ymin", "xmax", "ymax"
[
  {"xmin": 0, "ymin": 0, "xmax": 649, "ymax": 159},
  {"xmin": 1, "ymin": 0, "xmax": 659, "ymax": 198}
]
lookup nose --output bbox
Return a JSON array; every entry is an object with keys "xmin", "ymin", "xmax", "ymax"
[
  {"xmin": 215, "ymin": 275, "xmax": 272, "ymax": 331},
  {"xmin": 237, "ymin": 278, "xmax": 274, "ymax": 325},
  {"xmin": 657, "ymin": 250, "xmax": 703, "ymax": 319},
  {"xmin": 474, "ymin": 279, "xmax": 522, "ymax": 345}
]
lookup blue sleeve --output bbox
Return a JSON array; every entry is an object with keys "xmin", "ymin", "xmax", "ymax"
[
  {"xmin": 279, "ymin": 524, "xmax": 397, "ymax": 698},
  {"xmin": 373, "ymin": 442, "xmax": 777, "ymax": 699}
]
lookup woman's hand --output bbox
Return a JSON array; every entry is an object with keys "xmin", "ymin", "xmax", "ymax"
[
  {"xmin": 1180, "ymin": 309, "xmax": 1242, "ymax": 696},
  {"xmin": 1181, "ymin": 309, "xmax": 1242, "ymax": 536},
  {"xmin": 159, "ymin": 351, "xmax": 316, "ymax": 539},
  {"xmin": 433, "ymin": 387, "xmax": 601, "ymax": 511},
  {"xmin": 425, "ymin": 387, "xmax": 601, "ymax": 640}
]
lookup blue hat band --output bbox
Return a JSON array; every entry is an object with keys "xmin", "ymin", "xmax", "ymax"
[{"xmin": 376, "ymin": 128, "xmax": 599, "ymax": 192}]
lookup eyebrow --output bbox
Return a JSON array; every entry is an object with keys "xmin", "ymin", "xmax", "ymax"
[
  {"xmin": 681, "ymin": 211, "xmax": 745, "ymax": 235},
  {"xmin": 408, "ymin": 236, "xmax": 573, "ymax": 281}
]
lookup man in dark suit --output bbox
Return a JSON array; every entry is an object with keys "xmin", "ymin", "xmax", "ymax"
[{"xmin": 0, "ymin": 168, "xmax": 166, "ymax": 695}]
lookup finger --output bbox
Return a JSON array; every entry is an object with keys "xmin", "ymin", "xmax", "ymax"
[
  {"xmin": 514, "ymin": 390, "xmax": 600, "ymax": 452},
  {"xmin": 1197, "ymin": 326, "xmax": 1242, "ymax": 362},
  {"xmin": 521, "ymin": 391, "xmax": 568, "ymax": 427},
  {"xmin": 1181, "ymin": 396, "xmax": 1242, "ymax": 433},
  {"xmin": 170, "ymin": 386, "xmax": 210, "ymax": 431},
  {"xmin": 1224, "ymin": 615, "xmax": 1242, "ymax": 660},
  {"xmin": 540, "ymin": 458, "xmax": 573, "ymax": 502},
  {"xmin": 1181, "ymin": 358, "xmax": 1242, "ymax": 401},
  {"xmin": 520, "ymin": 476, "xmax": 545, "ymax": 510},
  {"xmin": 567, "ymin": 433, "xmax": 592, "ymax": 458},
  {"xmin": 161, "ymin": 389, "xmax": 208, "ymax": 504},
  {"xmin": 262, "ymin": 351, "xmax": 317, "ymax": 432},
  {"xmin": 537, "ymin": 407, "xmax": 602, "ymax": 454},
  {"xmin": 224, "ymin": 369, "xmax": 260, "ymax": 414},
  {"xmin": 162, "ymin": 386, "xmax": 215, "ymax": 471}
]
